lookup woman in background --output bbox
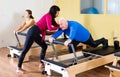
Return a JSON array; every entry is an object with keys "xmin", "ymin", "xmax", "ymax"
[{"xmin": 15, "ymin": 9, "xmax": 35, "ymax": 33}]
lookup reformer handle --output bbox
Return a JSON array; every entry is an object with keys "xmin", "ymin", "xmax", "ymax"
[
  {"xmin": 15, "ymin": 32, "xmax": 21, "ymax": 47},
  {"xmin": 15, "ymin": 32, "xmax": 26, "ymax": 47},
  {"xmin": 53, "ymin": 40, "xmax": 64, "ymax": 45},
  {"xmin": 17, "ymin": 32, "xmax": 26, "ymax": 36},
  {"xmin": 52, "ymin": 40, "xmax": 78, "ymax": 64},
  {"xmin": 53, "ymin": 40, "xmax": 72, "ymax": 46}
]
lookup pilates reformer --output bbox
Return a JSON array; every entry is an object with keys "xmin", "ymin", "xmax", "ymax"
[
  {"xmin": 7, "ymin": 32, "xmax": 40, "ymax": 61},
  {"xmin": 105, "ymin": 52, "xmax": 120, "ymax": 77},
  {"xmin": 7, "ymin": 32, "xmax": 27, "ymax": 58},
  {"xmin": 42, "ymin": 40, "xmax": 120, "ymax": 77},
  {"xmin": 7, "ymin": 32, "xmax": 67, "ymax": 61}
]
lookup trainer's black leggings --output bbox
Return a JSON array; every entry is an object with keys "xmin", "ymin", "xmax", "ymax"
[
  {"xmin": 18, "ymin": 25, "xmax": 47, "ymax": 68},
  {"xmin": 68, "ymin": 35, "xmax": 105, "ymax": 53}
]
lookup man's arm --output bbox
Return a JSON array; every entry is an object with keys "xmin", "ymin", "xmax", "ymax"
[
  {"xmin": 69, "ymin": 24, "xmax": 77, "ymax": 40},
  {"xmin": 52, "ymin": 29, "xmax": 63, "ymax": 39},
  {"xmin": 49, "ymin": 29, "xmax": 63, "ymax": 43}
]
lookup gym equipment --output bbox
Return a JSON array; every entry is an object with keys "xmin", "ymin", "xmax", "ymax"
[
  {"xmin": 8, "ymin": 32, "xmax": 26, "ymax": 57},
  {"xmin": 7, "ymin": 32, "xmax": 40, "ymax": 61},
  {"xmin": 105, "ymin": 52, "xmax": 120, "ymax": 77},
  {"xmin": 42, "ymin": 40, "xmax": 120, "ymax": 77},
  {"xmin": 7, "ymin": 32, "xmax": 65, "ymax": 61}
]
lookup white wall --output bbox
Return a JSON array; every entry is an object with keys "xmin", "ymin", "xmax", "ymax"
[{"xmin": 0, "ymin": 0, "xmax": 55, "ymax": 47}]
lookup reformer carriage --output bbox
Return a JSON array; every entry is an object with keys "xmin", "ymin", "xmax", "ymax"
[{"xmin": 42, "ymin": 40, "xmax": 120, "ymax": 77}]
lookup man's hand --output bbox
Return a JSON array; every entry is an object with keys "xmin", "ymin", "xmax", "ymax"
[
  {"xmin": 49, "ymin": 37, "xmax": 55, "ymax": 43},
  {"xmin": 64, "ymin": 39, "xmax": 72, "ymax": 46}
]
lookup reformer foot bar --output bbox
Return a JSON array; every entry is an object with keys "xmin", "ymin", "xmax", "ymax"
[
  {"xmin": 105, "ymin": 52, "xmax": 120, "ymax": 77},
  {"xmin": 42, "ymin": 40, "xmax": 120, "ymax": 77},
  {"xmin": 52, "ymin": 40, "xmax": 78, "ymax": 63}
]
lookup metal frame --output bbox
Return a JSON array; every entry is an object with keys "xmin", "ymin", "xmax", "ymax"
[{"xmin": 105, "ymin": 52, "xmax": 120, "ymax": 77}]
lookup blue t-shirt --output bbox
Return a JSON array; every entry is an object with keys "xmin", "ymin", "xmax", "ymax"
[{"xmin": 52, "ymin": 21, "xmax": 90, "ymax": 42}]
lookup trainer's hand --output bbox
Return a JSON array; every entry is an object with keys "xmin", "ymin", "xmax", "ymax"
[
  {"xmin": 64, "ymin": 39, "xmax": 72, "ymax": 46},
  {"xmin": 49, "ymin": 37, "xmax": 55, "ymax": 43}
]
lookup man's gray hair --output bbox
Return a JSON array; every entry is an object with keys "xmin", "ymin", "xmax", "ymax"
[{"xmin": 58, "ymin": 17, "xmax": 67, "ymax": 23}]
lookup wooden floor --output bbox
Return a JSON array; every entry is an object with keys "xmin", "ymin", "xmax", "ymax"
[{"xmin": 0, "ymin": 47, "xmax": 110, "ymax": 77}]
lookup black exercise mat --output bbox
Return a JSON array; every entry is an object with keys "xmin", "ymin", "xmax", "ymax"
[{"xmin": 83, "ymin": 46, "xmax": 120, "ymax": 56}]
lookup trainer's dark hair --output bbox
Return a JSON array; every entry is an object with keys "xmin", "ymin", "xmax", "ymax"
[
  {"xmin": 49, "ymin": 5, "xmax": 60, "ymax": 18},
  {"xmin": 25, "ymin": 9, "xmax": 34, "ymax": 19},
  {"xmin": 49, "ymin": 5, "xmax": 60, "ymax": 26}
]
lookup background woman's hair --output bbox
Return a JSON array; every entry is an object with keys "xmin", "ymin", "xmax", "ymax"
[
  {"xmin": 25, "ymin": 9, "xmax": 34, "ymax": 19},
  {"xmin": 49, "ymin": 5, "xmax": 60, "ymax": 26}
]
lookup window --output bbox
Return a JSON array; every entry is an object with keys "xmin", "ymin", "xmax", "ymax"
[
  {"xmin": 107, "ymin": 0, "xmax": 120, "ymax": 14},
  {"xmin": 80, "ymin": 0, "xmax": 104, "ymax": 14}
]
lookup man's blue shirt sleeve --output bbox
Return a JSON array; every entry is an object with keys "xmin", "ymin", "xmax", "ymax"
[
  {"xmin": 52, "ymin": 29, "xmax": 63, "ymax": 39},
  {"xmin": 69, "ymin": 23, "xmax": 77, "ymax": 40}
]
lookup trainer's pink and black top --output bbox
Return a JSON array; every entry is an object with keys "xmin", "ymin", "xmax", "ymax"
[{"xmin": 36, "ymin": 13, "xmax": 58, "ymax": 40}]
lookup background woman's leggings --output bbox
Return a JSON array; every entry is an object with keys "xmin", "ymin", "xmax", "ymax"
[
  {"xmin": 18, "ymin": 25, "xmax": 47, "ymax": 68},
  {"xmin": 68, "ymin": 35, "xmax": 106, "ymax": 53}
]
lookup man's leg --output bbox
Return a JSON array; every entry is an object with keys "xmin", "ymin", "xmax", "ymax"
[
  {"xmin": 84, "ymin": 35, "xmax": 108, "ymax": 48},
  {"xmin": 68, "ymin": 40, "xmax": 80, "ymax": 53}
]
